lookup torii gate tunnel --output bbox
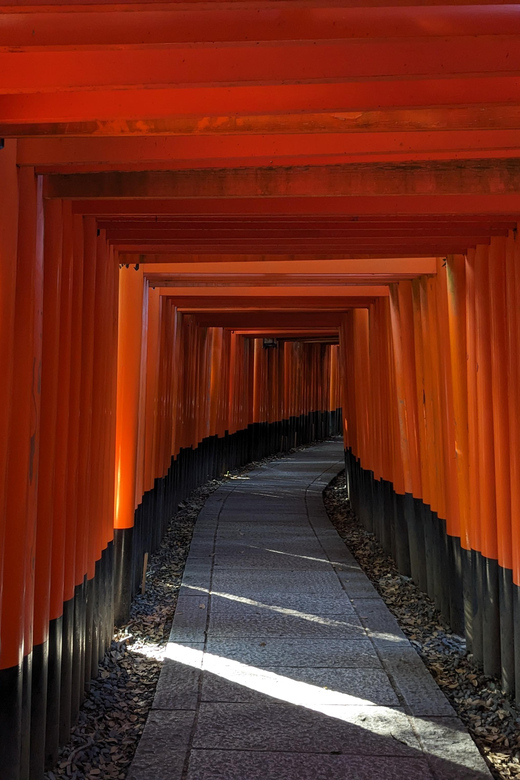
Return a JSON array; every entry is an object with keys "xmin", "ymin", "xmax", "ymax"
[{"xmin": 1, "ymin": 1, "xmax": 520, "ymax": 778}]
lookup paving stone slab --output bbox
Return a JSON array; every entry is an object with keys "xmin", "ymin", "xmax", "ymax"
[
  {"xmin": 174, "ymin": 593, "xmax": 209, "ymax": 612},
  {"xmin": 413, "ymin": 716, "xmax": 493, "ymax": 778},
  {"xmin": 213, "ymin": 541, "xmax": 326, "ymax": 557},
  {"xmin": 200, "ymin": 665, "xmax": 400, "ymax": 706},
  {"xmin": 316, "ymin": 543, "xmax": 360, "ymax": 566},
  {"xmin": 207, "ymin": 592, "xmax": 355, "ymax": 615},
  {"xmin": 128, "ymin": 750, "xmax": 186, "ymax": 780},
  {"xmin": 215, "ymin": 534, "xmax": 319, "ymax": 543},
  {"xmin": 337, "ymin": 571, "xmax": 380, "ymax": 598},
  {"xmin": 180, "ymin": 568, "xmax": 213, "ymax": 590},
  {"xmin": 212, "ymin": 555, "xmax": 334, "ymax": 571},
  {"xmin": 377, "ymin": 647, "xmax": 457, "ymax": 716},
  {"xmin": 210, "ymin": 570, "xmax": 345, "ymax": 597},
  {"xmin": 127, "ymin": 711, "xmax": 194, "ymax": 780},
  {"xmin": 386, "ymin": 661, "xmax": 457, "ymax": 717},
  {"xmin": 206, "ymin": 608, "xmax": 364, "ymax": 638},
  {"xmin": 215, "ymin": 526, "xmax": 312, "ymax": 538},
  {"xmin": 204, "ymin": 637, "xmax": 381, "ymax": 668},
  {"xmin": 192, "ymin": 702, "xmax": 421, "ymax": 755},
  {"xmin": 169, "ymin": 600, "xmax": 209, "ymax": 643},
  {"xmin": 353, "ymin": 598, "xmax": 408, "ymax": 640},
  {"xmin": 152, "ymin": 659, "xmax": 201, "ymax": 710},
  {"xmin": 186, "ymin": 750, "xmax": 434, "ymax": 780},
  {"xmin": 220, "ymin": 501, "xmax": 307, "ymax": 511},
  {"xmin": 184, "ymin": 548, "xmax": 215, "ymax": 560}
]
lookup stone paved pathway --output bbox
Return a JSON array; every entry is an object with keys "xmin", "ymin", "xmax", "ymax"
[{"xmin": 128, "ymin": 440, "xmax": 492, "ymax": 780}]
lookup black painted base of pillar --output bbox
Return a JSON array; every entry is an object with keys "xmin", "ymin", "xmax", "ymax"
[
  {"xmin": 344, "ymin": 446, "xmax": 516, "ymax": 697},
  {"xmin": 0, "ymin": 661, "xmax": 23, "ymax": 780}
]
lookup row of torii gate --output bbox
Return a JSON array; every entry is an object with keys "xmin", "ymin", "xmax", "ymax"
[{"xmin": 1, "ymin": 2, "xmax": 520, "ymax": 779}]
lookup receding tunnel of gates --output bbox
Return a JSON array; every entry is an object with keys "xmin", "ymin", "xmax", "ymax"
[{"xmin": 127, "ymin": 443, "xmax": 489, "ymax": 779}]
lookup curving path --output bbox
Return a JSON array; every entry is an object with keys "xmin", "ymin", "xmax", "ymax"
[{"xmin": 128, "ymin": 440, "xmax": 491, "ymax": 780}]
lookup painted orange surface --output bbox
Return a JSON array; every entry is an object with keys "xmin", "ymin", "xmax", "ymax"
[{"xmin": 2, "ymin": 0, "xmax": 520, "ymax": 689}]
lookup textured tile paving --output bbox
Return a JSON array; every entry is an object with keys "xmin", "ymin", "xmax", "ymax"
[{"xmin": 128, "ymin": 441, "xmax": 492, "ymax": 780}]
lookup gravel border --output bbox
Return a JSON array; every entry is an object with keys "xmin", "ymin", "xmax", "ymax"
[
  {"xmin": 323, "ymin": 471, "xmax": 520, "ymax": 780},
  {"xmin": 44, "ymin": 446, "xmax": 312, "ymax": 780}
]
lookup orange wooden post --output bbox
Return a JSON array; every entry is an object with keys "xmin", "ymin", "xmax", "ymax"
[
  {"xmin": 114, "ymin": 263, "xmax": 144, "ymax": 623},
  {"xmin": 436, "ymin": 262, "xmax": 459, "ymax": 535},
  {"xmin": 144, "ymin": 287, "xmax": 161, "ymax": 493},
  {"xmin": 172, "ymin": 305, "xmax": 181, "ymax": 461},
  {"xmin": 418, "ymin": 278, "xmax": 441, "ymax": 516},
  {"xmin": 94, "ymin": 234, "xmax": 115, "ymax": 658},
  {"xmin": 0, "ymin": 140, "xmax": 18, "ymax": 652},
  {"xmin": 253, "ymin": 338, "xmax": 262, "ymax": 425},
  {"xmin": 474, "ymin": 243, "xmax": 500, "ymax": 678},
  {"xmin": 427, "ymin": 274, "xmax": 452, "ymax": 618},
  {"xmin": 488, "ymin": 236, "xmax": 514, "ymax": 691},
  {"xmin": 71, "ymin": 215, "xmax": 97, "ymax": 711},
  {"xmin": 0, "ymin": 141, "xmax": 18, "ymax": 772},
  {"xmin": 134, "ymin": 278, "xmax": 149, "ymax": 511},
  {"xmin": 411, "ymin": 280, "xmax": 431, "ymax": 514},
  {"xmin": 375, "ymin": 301, "xmax": 394, "ymax": 555},
  {"xmin": 428, "ymin": 277, "xmax": 448, "ymax": 522},
  {"xmin": 393, "ymin": 282, "xmax": 422, "ymax": 496},
  {"xmin": 31, "ymin": 197, "xmax": 63, "ymax": 777},
  {"xmin": 1, "ymin": 165, "xmax": 44, "ymax": 780},
  {"xmin": 367, "ymin": 307, "xmax": 381, "ymax": 484},
  {"xmin": 161, "ymin": 300, "xmax": 176, "ymax": 471},
  {"xmin": 102, "ymin": 244, "xmax": 119, "ymax": 650},
  {"xmin": 60, "ymin": 213, "xmax": 84, "ymax": 739},
  {"xmin": 219, "ymin": 329, "xmax": 231, "ymax": 442},
  {"xmin": 446, "ymin": 256, "xmax": 470, "ymax": 549},
  {"xmin": 228, "ymin": 331, "xmax": 237, "ymax": 437},
  {"xmin": 85, "ymin": 227, "xmax": 113, "ymax": 678},
  {"xmin": 464, "ymin": 247, "xmax": 482, "ymax": 660},
  {"xmin": 436, "ymin": 258, "xmax": 465, "ymax": 629},
  {"xmin": 507, "ymin": 228, "xmax": 520, "ymax": 702},
  {"xmin": 84, "ymin": 223, "xmax": 103, "ymax": 682},
  {"xmin": 390, "ymin": 281, "xmax": 424, "ymax": 586},
  {"xmin": 46, "ymin": 200, "xmax": 74, "ymax": 761},
  {"xmin": 445, "ymin": 253, "xmax": 473, "ymax": 639},
  {"xmin": 157, "ymin": 298, "xmax": 171, "ymax": 470}
]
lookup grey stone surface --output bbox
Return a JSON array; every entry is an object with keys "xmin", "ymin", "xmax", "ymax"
[
  {"xmin": 413, "ymin": 716, "xmax": 493, "ymax": 778},
  {"xmin": 174, "ymin": 593, "xmax": 209, "ymax": 613},
  {"xmin": 208, "ymin": 592, "xmax": 355, "ymax": 615},
  {"xmin": 204, "ymin": 637, "xmax": 381, "ymax": 668},
  {"xmin": 218, "ymin": 505, "xmax": 306, "ymax": 516},
  {"xmin": 130, "ymin": 441, "xmax": 491, "ymax": 780},
  {"xmin": 386, "ymin": 659, "xmax": 457, "ymax": 717},
  {"xmin": 212, "ymin": 553, "xmax": 334, "ymax": 571},
  {"xmin": 152, "ymin": 659, "xmax": 201, "ymax": 710},
  {"xmin": 192, "ymin": 702, "xmax": 421, "ymax": 755},
  {"xmin": 207, "ymin": 608, "xmax": 364, "ymax": 638},
  {"xmin": 353, "ymin": 598, "xmax": 408, "ymax": 640},
  {"xmin": 337, "ymin": 570, "xmax": 380, "ymax": 598},
  {"xmin": 201, "ymin": 665, "xmax": 400, "ymax": 706},
  {"xmin": 211, "ymin": 569, "xmax": 345, "ymax": 597},
  {"xmin": 181, "ymin": 567, "xmax": 212, "ymax": 589},
  {"xmin": 127, "ymin": 711, "xmax": 194, "ymax": 780},
  {"xmin": 214, "ymin": 542, "xmax": 327, "ymax": 559},
  {"xmin": 186, "ymin": 751, "xmax": 435, "ymax": 779},
  {"xmin": 128, "ymin": 750, "xmax": 186, "ymax": 780},
  {"xmin": 169, "ymin": 599, "xmax": 209, "ymax": 642}
]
